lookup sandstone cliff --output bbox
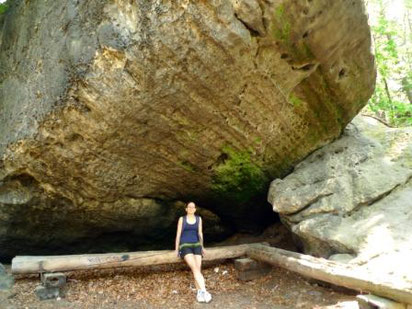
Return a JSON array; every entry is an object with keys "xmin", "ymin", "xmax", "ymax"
[{"xmin": 0, "ymin": 0, "xmax": 376, "ymax": 259}]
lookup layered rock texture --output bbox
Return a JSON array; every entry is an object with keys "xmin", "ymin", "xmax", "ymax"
[
  {"xmin": 269, "ymin": 116, "xmax": 412, "ymax": 286},
  {"xmin": 0, "ymin": 0, "xmax": 375, "ymax": 259}
]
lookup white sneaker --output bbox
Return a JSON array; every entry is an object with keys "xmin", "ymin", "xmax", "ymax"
[
  {"xmin": 196, "ymin": 290, "xmax": 206, "ymax": 303},
  {"xmin": 203, "ymin": 290, "xmax": 212, "ymax": 303}
]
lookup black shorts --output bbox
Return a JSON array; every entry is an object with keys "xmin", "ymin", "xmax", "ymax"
[{"xmin": 179, "ymin": 246, "xmax": 202, "ymax": 259}]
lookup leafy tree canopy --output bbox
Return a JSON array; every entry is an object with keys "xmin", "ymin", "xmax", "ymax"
[{"xmin": 365, "ymin": 0, "xmax": 412, "ymax": 126}]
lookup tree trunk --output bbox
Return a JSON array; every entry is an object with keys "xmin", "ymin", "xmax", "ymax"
[
  {"xmin": 247, "ymin": 244, "xmax": 412, "ymax": 305},
  {"xmin": 402, "ymin": 77, "xmax": 412, "ymax": 104},
  {"xmin": 11, "ymin": 244, "xmax": 250, "ymax": 274},
  {"xmin": 382, "ymin": 77, "xmax": 395, "ymax": 121}
]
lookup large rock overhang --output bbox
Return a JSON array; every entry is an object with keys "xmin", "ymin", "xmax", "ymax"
[{"xmin": 0, "ymin": 0, "xmax": 376, "ymax": 259}]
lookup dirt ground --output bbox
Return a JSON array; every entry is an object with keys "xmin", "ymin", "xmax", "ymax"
[{"xmin": 1, "ymin": 260, "xmax": 362, "ymax": 309}]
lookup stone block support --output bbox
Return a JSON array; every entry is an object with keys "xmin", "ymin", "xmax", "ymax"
[
  {"xmin": 35, "ymin": 272, "xmax": 67, "ymax": 300},
  {"xmin": 41, "ymin": 272, "xmax": 66, "ymax": 288},
  {"xmin": 234, "ymin": 257, "xmax": 271, "ymax": 281}
]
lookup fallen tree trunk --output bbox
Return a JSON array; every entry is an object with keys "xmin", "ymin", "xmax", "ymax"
[
  {"xmin": 247, "ymin": 244, "xmax": 412, "ymax": 305},
  {"xmin": 12, "ymin": 244, "xmax": 250, "ymax": 274}
]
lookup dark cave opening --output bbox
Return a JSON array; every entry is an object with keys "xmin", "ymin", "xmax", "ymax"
[
  {"xmin": 0, "ymin": 172, "xmax": 287, "ymax": 264},
  {"xmin": 0, "ymin": 197, "xmax": 284, "ymax": 264}
]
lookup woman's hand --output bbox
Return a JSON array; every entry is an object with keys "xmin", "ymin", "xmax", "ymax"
[
  {"xmin": 202, "ymin": 247, "xmax": 207, "ymax": 256},
  {"xmin": 175, "ymin": 249, "xmax": 179, "ymax": 257}
]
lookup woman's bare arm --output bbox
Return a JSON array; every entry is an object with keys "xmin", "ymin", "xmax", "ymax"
[
  {"xmin": 198, "ymin": 217, "xmax": 204, "ymax": 248},
  {"xmin": 175, "ymin": 217, "xmax": 183, "ymax": 251}
]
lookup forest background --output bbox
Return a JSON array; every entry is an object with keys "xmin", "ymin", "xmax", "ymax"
[{"xmin": 0, "ymin": 0, "xmax": 411, "ymax": 126}]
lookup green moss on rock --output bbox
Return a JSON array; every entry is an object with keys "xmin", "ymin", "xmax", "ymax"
[
  {"xmin": 270, "ymin": 3, "xmax": 317, "ymax": 64},
  {"xmin": 289, "ymin": 93, "xmax": 303, "ymax": 107},
  {"xmin": 178, "ymin": 160, "xmax": 197, "ymax": 173},
  {"xmin": 211, "ymin": 146, "xmax": 269, "ymax": 204},
  {"xmin": 272, "ymin": 4, "xmax": 291, "ymax": 43}
]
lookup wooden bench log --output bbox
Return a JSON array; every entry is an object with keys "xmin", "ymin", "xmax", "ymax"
[
  {"xmin": 247, "ymin": 244, "xmax": 412, "ymax": 305},
  {"xmin": 12, "ymin": 242, "xmax": 412, "ymax": 305},
  {"xmin": 11, "ymin": 244, "xmax": 250, "ymax": 274}
]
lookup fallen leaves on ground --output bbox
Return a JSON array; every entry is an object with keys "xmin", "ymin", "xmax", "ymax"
[{"xmin": 7, "ymin": 260, "xmax": 358, "ymax": 309}]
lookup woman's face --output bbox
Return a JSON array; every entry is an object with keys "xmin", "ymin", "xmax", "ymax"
[{"xmin": 186, "ymin": 202, "xmax": 196, "ymax": 215}]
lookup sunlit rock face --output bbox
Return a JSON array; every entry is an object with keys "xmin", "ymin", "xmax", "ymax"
[
  {"xmin": 269, "ymin": 116, "xmax": 412, "ymax": 286},
  {"xmin": 0, "ymin": 0, "xmax": 375, "ymax": 259}
]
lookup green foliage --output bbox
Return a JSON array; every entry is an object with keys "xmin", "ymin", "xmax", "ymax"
[
  {"xmin": 211, "ymin": 146, "xmax": 268, "ymax": 204},
  {"xmin": 0, "ymin": 4, "xmax": 7, "ymax": 15},
  {"xmin": 0, "ymin": 0, "xmax": 10, "ymax": 15},
  {"xmin": 366, "ymin": 0, "xmax": 412, "ymax": 126}
]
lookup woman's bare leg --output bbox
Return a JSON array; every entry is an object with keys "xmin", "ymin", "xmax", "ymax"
[
  {"xmin": 194, "ymin": 254, "xmax": 206, "ymax": 290},
  {"xmin": 184, "ymin": 254, "xmax": 205, "ymax": 291},
  {"xmin": 194, "ymin": 254, "xmax": 202, "ymax": 273},
  {"xmin": 194, "ymin": 254, "xmax": 212, "ymax": 302}
]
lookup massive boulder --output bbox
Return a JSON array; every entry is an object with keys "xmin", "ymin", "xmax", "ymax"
[
  {"xmin": 269, "ymin": 115, "xmax": 412, "ymax": 286},
  {"xmin": 0, "ymin": 0, "xmax": 375, "ymax": 259}
]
